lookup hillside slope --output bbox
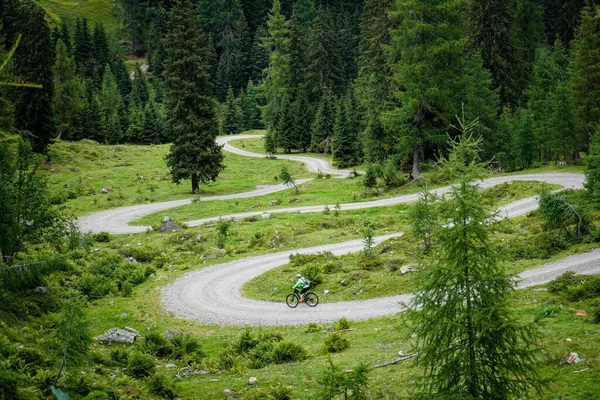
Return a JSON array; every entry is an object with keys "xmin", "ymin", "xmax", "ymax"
[{"xmin": 36, "ymin": 0, "xmax": 123, "ymax": 36}]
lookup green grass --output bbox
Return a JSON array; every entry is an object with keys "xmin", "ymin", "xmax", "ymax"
[
  {"xmin": 43, "ymin": 139, "xmax": 311, "ymax": 216},
  {"xmin": 36, "ymin": 0, "xmax": 124, "ymax": 36}
]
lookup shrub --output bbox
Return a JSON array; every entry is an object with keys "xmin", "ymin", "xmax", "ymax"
[
  {"xmin": 0, "ymin": 368, "xmax": 20, "ymax": 400},
  {"xmin": 235, "ymin": 329, "xmax": 259, "ymax": 354},
  {"xmin": 110, "ymin": 348, "xmax": 129, "ymax": 366},
  {"xmin": 77, "ymin": 273, "xmax": 116, "ymax": 300},
  {"xmin": 548, "ymin": 272, "xmax": 587, "ymax": 294},
  {"xmin": 305, "ymin": 323, "xmax": 320, "ymax": 333},
  {"xmin": 548, "ymin": 271, "xmax": 600, "ymax": 301},
  {"xmin": 127, "ymin": 352, "xmax": 156, "ymax": 378},
  {"xmin": 119, "ymin": 246, "xmax": 162, "ymax": 263},
  {"xmin": 362, "ymin": 164, "xmax": 378, "ymax": 189},
  {"xmin": 170, "ymin": 334, "xmax": 204, "ymax": 360},
  {"xmin": 383, "ymin": 158, "xmax": 406, "ymax": 189},
  {"xmin": 147, "ymin": 373, "xmax": 178, "ymax": 399},
  {"xmin": 140, "ymin": 331, "xmax": 173, "ymax": 357},
  {"xmin": 266, "ymin": 384, "xmax": 294, "ymax": 400},
  {"xmin": 272, "ymin": 341, "xmax": 309, "ymax": 363},
  {"xmin": 93, "ymin": 232, "xmax": 111, "ymax": 243},
  {"xmin": 324, "ymin": 333, "xmax": 350, "ymax": 353},
  {"xmin": 539, "ymin": 191, "xmax": 590, "ymax": 236},
  {"xmin": 591, "ymin": 299, "xmax": 600, "ymax": 323},
  {"xmin": 301, "ymin": 264, "xmax": 323, "ymax": 285},
  {"xmin": 335, "ymin": 317, "xmax": 351, "ymax": 331},
  {"xmin": 247, "ymin": 341, "xmax": 275, "ymax": 369}
]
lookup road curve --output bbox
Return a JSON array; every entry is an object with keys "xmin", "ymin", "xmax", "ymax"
[
  {"xmin": 162, "ymin": 233, "xmax": 600, "ymax": 326},
  {"xmin": 218, "ymin": 134, "xmax": 355, "ymax": 178}
]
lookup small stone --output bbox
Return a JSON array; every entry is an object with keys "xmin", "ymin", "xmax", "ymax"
[
  {"xmin": 165, "ymin": 364, "xmax": 177, "ymax": 369},
  {"xmin": 162, "ymin": 328, "xmax": 184, "ymax": 340},
  {"xmin": 269, "ymin": 200, "xmax": 280, "ymax": 206},
  {"xmin": 248, "ymin": 376, "xmax": 258, "ymax": 385},
  {"xmin": 224, "ymin": 389, "xmax": 234, "ymax": 397},
  {"xmin": 97, "ymin": 328, "xmax": 138, "ymax": 344},
  {"xmin": 101, "ymin": 187, "xmax": 110, "ymax": 193},
  {"xmin": 565, "ymin": 352, "xmax": 584, "ymax": 364},
  {"xmin": 163, "ymin": 216, "xmax": 171, "ymax": 222},
  {"xmin": 33, "ymin": 286, "xmax": 48, "ymax": 294},
  {"xmin": 324, "ymin": 290, "xmax": 330, "ymax": 294},
  {"xmin": 118, "ymin": 313, "xmax": 129, "ymax": 318},
  {"xmin": 400, "ymin": 265, "xmax": 417, "ymax": 274},
  {"xmin": 262, "ymin": 213, "xmax": 272, "ymax": 220},
  {"xmin": 380, "ymin": 245, "xmax": 390, "ymax": 253},
  {"xmin": 575, "ymin": 309, "xmax": 588, "ymax": 317}
]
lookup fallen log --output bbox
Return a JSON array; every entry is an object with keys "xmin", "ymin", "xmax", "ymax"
[{"xmin": 371, "ymin": 353, "xmax": 418, "ymax": 369}]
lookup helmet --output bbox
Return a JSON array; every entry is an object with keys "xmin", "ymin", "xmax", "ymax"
[{"xmin": 295, "ymin": 273, "xmax": 301, "ymax": 278}]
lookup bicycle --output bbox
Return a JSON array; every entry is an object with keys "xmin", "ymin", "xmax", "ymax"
[{"xmin": 286, "ymin": 290, "xmax": 319, "ymax": 308}]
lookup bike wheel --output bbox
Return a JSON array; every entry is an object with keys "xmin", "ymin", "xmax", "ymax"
[
  {"xmin": 286, "ymin": 293, "xmax": 299, "ymax": 308},
  {"xmin": 305, "ymin": 292, "xmax": 319, "ymax": 307}
]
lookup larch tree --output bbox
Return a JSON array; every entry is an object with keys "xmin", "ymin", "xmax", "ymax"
[
  {"xmin": 409, "ymin": 121, "xmax": 542, "ymax": 399},
  {"xmin": 164, "ymin": 0, "xmax": 224, "ymax": 193}
]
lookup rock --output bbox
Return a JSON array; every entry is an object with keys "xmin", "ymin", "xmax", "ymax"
[
  {"xmin": 288, "ymin": 198, "xmax": 299, "ymax": 203},
  {"xmin": 165, "ymin": 364, "xmax": 177, "ymax": 369},
  {"xmin": 33, "ymin": 286, "xmax": 48, "ymax": 294},
  {"xmin": 565, "ymin": 352, "xmax": 585, "ymax": 364},
  {"xmin": 248, "ymin": 376, "xmax": 258, "ymax": 385},
  {"xmin": 97, "ymin": 328, "xmax": 139, "ymax": 344},
  {"xmin": 543, "ymin": 299, "xmax": 555, "ymax": 305},
  {"xmin": 245, "ymin": 216, "xmax": 259, "ymax": 222},
  {"xmin": 400, "ymin": 264, "xmax": 417, "ymax": 274},
  {"xmin": 163, "ymin": 216, "xmax": 171, "ymax": 222},
  {"xmin": 159, "ymin": 219, "xmax": 181, "ymax": 232},
  {"xmin": 124, "ymin": 327, "xmax": 140, "ymax": 337},
  {"xmin": 118, "ymin": 313, "xmax": 129, "ymax": 318},
  {"xmin": 101, "ymin": 187, "xmax": 110, "ymax": 193},
  {"xmin": 224, "ymin": 389, "xmax": 234, "ymax": 397},
  {"xmin": 380, "ymin": 245, "xmax": 390, "ymax": 253},
  {"xmin": 127, "ymin": 256, "xmax": 138, "ymax": 263},
  {"xmin": 575, "ymin": 309, "xmax": 588, "ymax": 317},
  {"xmin": 262, "ymin": 213, "xmax": 272, "ymax": 220},
  {"xmin": 324, "ymin": 290, "xmax": 330, "ymax": 294},
  {"xmin": 269, "ymin": 200, "xmax": 280, "ymax": 206},
  {"xmin": 162, "ymin": 328, "xmax": 184, "ymax": 340},
  {"xmin": 340, "ymin": 280, "xmax": 348, "ymax": 286}
]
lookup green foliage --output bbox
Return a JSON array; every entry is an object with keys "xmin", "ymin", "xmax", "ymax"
[
  {"xmin": 332, "ymin": 92, "xmax": 361, "ymax": 168},
  {"xmin": 586, "ymin": 126, "xmax": 600, "ymax": 206},
  {"xmin": 362, "ymin": 164, "xmax": 377, "ymax": 189},
  {"xmin": 317, "ymin": 357, "xmax": 369, "ymax": 400},
  {"xmin": 362, "ymin": 221, "xmax": 375, "ymax": 256},
  {"xmin": 230, "ymin": 329, "xmax": 307, "ymax": 368},
  {"xmin": 216, "ymin": 219, "xmax": 232, "ymax": 249},
  {"xmin": 325, "ymin": 333, "xmax": 350, "ymax": 353},
  {"xmin": 382, "ymin": 158, "xmax": 405, "ymax": 189},
  {"xmin": 53, "ymin": 39, "xmax": 84, "ymax": 139},
  {"xmin": 335, "ymin": 317, "xmax": 351, "ymax": 331},
  {"xmin": 305, "ymin": 323, "xmax": 320, "ymax": 333},
  {"xmin": 222, "ymin": 86, "xmax": 242, "ymax": 135},
  {"xmin": 548, "ymin": 272, "xmax": 600, "ymax": 302},
  {"xmin": 127, "ymin": 352, "xmax": 156, "ymax": 379},
  {"xmin": 538, "ymin": 191, "xmax": 589, "ymax": 236},
  {"xmin": 409, "ymin": 128, "xmax": 542, "ymax": 399},
  {"xmin": 591, "ymin": 299, "xmax": 600, "ymax": 323},
  {"xmin": 279, "ymin": 166, "xmax": 298, "ymax": 193},
  {"xmin": 410, "ymin": 181, "xmax": 437, "ymax": 251},
  {"xmin": 146, "ymin": 373, "xmax": 178, "ymax": 399},
  {"xmin": 272, "ymin": 341, "xmax": 309, "ymax": 363},
  {"xmin": 139, "ymin": 331, "xmax": 172, "ymax": 357},
  {"xmin": 300, "ymin": 264, "xmax": 322, "ymax": 285},
  {"xmin": 164, "ymin": 0, "xmax": 225, "ymax": 193}
]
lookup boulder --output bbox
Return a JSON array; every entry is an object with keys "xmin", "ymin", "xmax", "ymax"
[
  {"xmin": 248, "ymin": 376, "xmax": 258, "ymax": 385},
  {"xmin": 400, "ymin": 264, "xmax": 417, "ymax": 274},
  {"xmin": 97, "ymin": 328, "xmax": 139, "ymax": 344},
  {"xmin": 159, "ymin": 218, "xmax": 181, "ymax": 232},
  {"xmin": 262, "ymin": 213, "xmax": 272, "ymax": 220}
]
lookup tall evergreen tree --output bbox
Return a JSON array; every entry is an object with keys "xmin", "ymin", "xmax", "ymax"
[
  {"xmin": 53, "ymin": 39, "xmax": 83, "ymax": 140},
  {"xmin": 108, "ymin": 41, "xmax": 133, "ymax": 102},
  {"xmin": 470, "ymin": 0, "xmax": 525, "ymax": 107},
  {"xmin": 126, "ymin": 101, "xmax": 144, "ymax": 143},
  {"xmin": 570, "ymin": 6, "xmax": 600, "ymax": 151},
  {"xmin": 13, "ymin": 0, "xmax": 54, "ymax": 153},
  {"xmin": 305, "ymin": 6, "xmax": 342, "ymax": 99},
  {"xmin": 409, "ymin": 129, "xmax": 542, "ymax": 399},
  {"xmin": 332, "ymin": 92, "xmax": 360, "ymax": 167},
  {"xmin": 143, "ymin": 99, "xmax": 163, "ymax": 144},
  {"xmin": 222, "ymin": 86, "xmax": 241, "ymax": 134},
  {"xmin": 60, "ymin": 20, "xmax": 72, "ymax": 56},
  {"xmin": 292, "ymin": 0, "xmax": 317, "ymax": 30},
  {"xmin": 98, "ymin": 68, "xmax": 124, "ymax": 144},
  {"xmin": 276, "ymin": 93, "xmax": 295, "ymax": 152},
  {"xmin": 311, "ymin": 86, "xmax": 335, "ymax": 153},
  {"xmin": 355, "ymin": 0, "xmax": 392, "ymax": 163},
  {"xmin": 291, "ymin": 90, "xmax": 312, "ymax": 152},
  {"xmin": 260, "ymin": 0, "xmax": 290, "ymax": 131},
  {"xmin": 131, "ymin": 63, "xmax": 149, "ymax": 105},
  {"xmin": 242, "ymin": 80, "xmax": 261, "ymax": 130},
  {"xmin": 164, "ymin": 0, "xmax": 225, "ymax": 193},
  {"xmin": 74, "ymin": 18, "xmax": 93, "ymax": 77}
]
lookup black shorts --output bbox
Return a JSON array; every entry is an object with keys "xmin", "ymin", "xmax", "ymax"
[{"xmin": 295, "ymin": 287, "xmax": 309, "ymax": 295}]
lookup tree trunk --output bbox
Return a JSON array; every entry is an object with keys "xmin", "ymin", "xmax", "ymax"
[
  {"xmin": 191, "ymin": 173, "xmax": 199, "ymax": 193},
  {"xmin": 411, "ymin": 145, "xmax": 422, "ymax": 180}
]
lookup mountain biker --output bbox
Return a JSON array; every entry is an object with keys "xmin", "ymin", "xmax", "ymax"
[{"xmin": 292, "ymin": 273, "xmax": 310, "ymax": 303}]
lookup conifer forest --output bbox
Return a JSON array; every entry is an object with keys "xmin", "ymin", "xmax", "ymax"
[{"xmin": 2, "ymin": 0, "xmax": 600, "ymax": 399}]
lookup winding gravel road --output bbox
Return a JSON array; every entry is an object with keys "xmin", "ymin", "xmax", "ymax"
[{"xmin": 74, "ymin": 135, "xmax": 600, "ymax": 326}]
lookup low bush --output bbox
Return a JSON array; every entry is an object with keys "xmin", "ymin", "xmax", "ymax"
[
  {"xmin": 170, "ymin": 333, "xmax": 204, "ymax": 360},
  {"xmin": 93, "ymin": 232, "xmax": 111, "ymax": 243},
  {"xmin": 272, "ymin": 341, "xmax": 309, "ymax": 363},
  {"xmin": 305, "ymin": 323, "xmax": 320, "ymax": 333},
  {"xmin": 591, "ymin": 299, "xmax": 600, "ymax": 323},
  {"xmin": 139, "ymin": 331, "xmax": 172, "ymax": 357},
  {"xmin": 146, "ymin": 373, "xmax": 178, "ymax": 399},
  {"xmin": 335, "ymin": 317, "xmax": 351, "ymax": 331},
  {"xmin": 301, "ymin": 264, "xmax": 323, "ymax": 285},
  {"xmin": 266, "ymin": 384, "xmax": 294, "ymax": 400},
  {"xmin": 127, "ymin": 352, "xmax": 156, "ymax": 378},
  {"xmin": 109, "ymin": 348, "xmax": 129, "ymax": 366},
  {"xmin": 324, "ymin": 333, "xmax": 350, "ymax": 353},
  {"xmin": 548, "ymin": 272, "xmax": 600, "ymax": 301}
]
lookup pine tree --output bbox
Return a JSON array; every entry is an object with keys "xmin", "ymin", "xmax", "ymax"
[
  {"xmin": 147, "ymin": 6, "xmax": 169, "ymax": 80},
  {"xmin": 291, "ymin": 90, "xmax": 312, "ymax": 152},
  {"xmin": 332, "ymin": 92, "xmax": 360, "ymax": 168},
  {"xmin": 470, "ymin": 0, "xmax": 525, "ymax": 108},
  {"xmin": 571, "ymin": 6, "xmax": 600, "ymax": 151},
  {"xmin": 556, "ymin": 0, "xmax": 593, "ymax": 45},
  {"xmin": 311, "ymin": 86, "xmax": 335, "ymax": 153},
  {"xmin": 355, "ymin": 0, "xmax": 392, "ymax": 163},
  {"xmin": 336, "ymin": 10, "xmax": 359, "ymax": 90},
  {"xmin": 13, "ymin": 0, "xmax": 54, "ymax": 153},
  {"xmin": 551, "ymin": 80, "xmax": 576, "ymax": 162},
  {"xmin": 143, "ymin": 99, "xmax": 162, "ymax": 144},
  {"xmin": 91, "ymin": 23, "xmax": 110, "ymax": 86},
  {"xmin": 513, "ymin": 108, "xmax": 535, "ymax": 169},
  {"xmin": 108, "ymin": 42, "xmax": 132, "ymax": 102},
  {"xmin": 276, "ymin": 93, "xmax": 295, "ymax": 152},
  {"xmin": 260, "ymin": 0, "xmax": 290, "ymax": 131},
  {"xmin": 264, "ymin": 127, "xmax": 277, "ymax": 155},
  {"xmin": 292, "ymin": 0, "xmax": 317, "ymax": 31},
  {"xmin": 585, "ymin": 125, "xmax": 600, "ymax": 205},
  {"xmin": 248, "ymin": 26, "xmax": 269, "ymax": 83},
  {"xmin": 60, "ymin": 20, "xmax": 72, "ymax": 55},
  {"xmin": 53, "ymin": 39, "xmax": 83, "ymax": 140},
  {"xmin": 222, "ymin": 86, "xmax": 241, "ymax": 134},
  {"xmin": 409, "ymin": 127, "xmax": 542, "ymax": 399},
  {"xmin": 126, "ymin": 102, "xmax": 144, "ymax": 143},
  {"xmin": 164, "ymin": 0, "xmax": 225, "ymax": 193},
  {"xmin": 74, "ymin": 18, "xmax": 93, "ymax": 77}
]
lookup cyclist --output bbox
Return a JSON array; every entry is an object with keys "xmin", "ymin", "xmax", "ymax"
[{"xmin": 292, "ymin": 273, "xmax": 310, "ymax": 303}]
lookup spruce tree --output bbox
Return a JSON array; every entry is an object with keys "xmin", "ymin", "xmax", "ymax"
[
  {"xmin": 260, "ymin": 0, "xmax": 290, "ymax": 131},
  {"xmin": 332, "ymin": 92, "xmax": 360, "ymax": 168},
  {"xmin": 164, "ymin": 0, "xmax": 225, "ymax": 193},
  {"xmin": 355, "ymin": 0, "xmax": 392, "ymax": 163},
  {"xmin": 143, "ymin": 99, "xmax": 162, "ymax": 144},
  {"xmin": 470, "ymin": 0, "xmax": 524, "ymax": 108},
  {"xmin": 264, "ymin": 127, "xmax": 277, "ymax": 155},
  {"xmin": 91, "ymin": 24, "xmax": 110, "ymax": 86},
  {"xmin": 291, "ymin": 90, "xmax": 312, "ymax": 152},
  {"xmin": 109, "ymin": 41, "xmax": 132, "ymax": 102},
  {"xmin": 242, "ymin": 80, "xmax": 260, "ymax": 130},
  {"xmin": 222, "ymin": 86, "xmax": 241, "ymax": 134},
  {"xmin": 305, "ymin": 6, "xmax": 342, "ymax": 99},
  {"xmin": 74, "ymin": 18, "xmax": 93, "ymax": 77},
  {"xmin": 311, "ymin": 86, "xmax": 335, "ymax": 153},
  {"xmin": 409, "ymin": 126, "xmax": 542, "ymax": 399},
  {"xmin": 276, "ymin": 93, "xmax": 295, "ymax": 152},
  {"xmin": 551, "ymin": 80, "xmax": 576, "ymax": 162},
  {"xmin": 292, "ymin": 0, "xmax": 317, "ymax": 31},
  {"xmin": 571, "ymin": 6, "xmax": 600, "ymax": 151},
  {"xmin": 131, "ymin": 63, "xmax": 149, "ymax": 105},
  {"xmin": 383, "ymin": 0, "xmax": 470, "ymax": 179},
  {"xmin": 126, "ymin": 102, "xmax": 144, "ymax": 143},
  {"xmin": 98, "ymin": 68, "xmax": 124, "ymax": 144},
  {"xmin": 13, "ymin": 0, "xmax": 54, "ymax": 153},
  {"xmin": 60, "ymin": 20, "xmax": 72, "ymax": 55},
  {"xmin": 53, "ymin": 39, "xmax": 83, "ymax": 140},
  {"xmin": 585, "ymin": 125, "xmax": 600, "ymax": 205}
]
